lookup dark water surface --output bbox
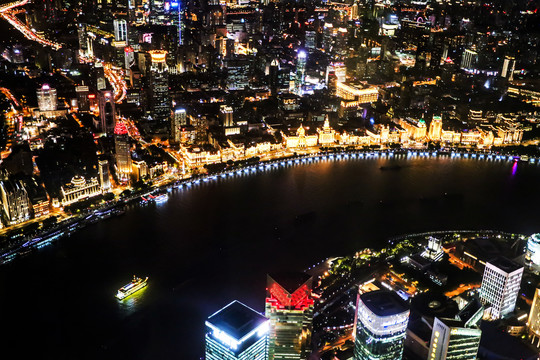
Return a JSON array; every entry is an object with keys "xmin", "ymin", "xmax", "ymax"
[{"xmin": 0, "ymin": 156, "xmax": 539, "ymax": 359}]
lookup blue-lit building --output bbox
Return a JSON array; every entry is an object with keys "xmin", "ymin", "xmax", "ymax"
[
  {"xmin": 354, "ymin": 290, "xmax": 410, "ymax": 360},
  {"xmin": 526, "ymin": 233, "xmax": 540, "ymax": 268},
  {"xmin": 206, "ymin": 300, "xmax": 269, "ymax": 360}
]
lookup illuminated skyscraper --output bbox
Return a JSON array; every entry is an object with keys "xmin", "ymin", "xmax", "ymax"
[
  {"xmin": 428, "ymin": 317, "xmax": 482, "ymax": 360},
  {"xmin": 479, "ymin": 256, "xmax": 523, "ymax": 319},
  {"xmin": 0, "ymin": 179, "xmax": 31, "ymax": 225},
  {"xmin": 205, "ymin": 300, "xmax": 269, "ymax": 360},
  {"xmin": 149, "ymin": 50, "xmax": 171, "ymax": 122},
  {"xmin": 113, "ymin": 19, "xmax": 128, "ymax": 44},
  {"xmin": 75, "ymin": 85, "xmax": 90, "ymax": 111},
  {"xmin": 460, "ymin": 48, "xmax": 478, "ymax": 70},
  {"xmin": 269, "ymin": 59, "xmax": 279, "ymax": 96},
  {"xmin": 171, "ymin": 108, "xmax": 186, "ymax": 143},
  {"xmin": 220, "ymin": 105, "xmax": 239, "ymax": 136},
  {"xmin": 220, "ymin": 105, "xmax": 234, "ymax": 128},
  {"xmin": 114, "ymin": 121, "xmax": 131, "ymax": 182},
  {"xmin": 526, "ymin": 234, "xmax": 540, "ymax": 268},
  {"xmin": 98, "ymin": 160, "xmax": 111, "ymax": 191},
  {"xmin": 428, "ymin": 115, "xmax": 443, "ymax": 141},
  {"xmin": 353, "ymin": 290, "xmax": 410, "ymax": 360},
  {"xmin": 98, "ymin": 90, "xmax": 116, "ymax": 134},
  {"xmin": 350, "ymin": 1, "xmax": 359, "ymax": 20},
  {"xmin": 265, "ymin": 272, "xmax": 313, "ymax": 360},
  {"xmin": 295, "ymin": 50, "xmax": 307, "ymax": 95},
  {"xmin": 527, "ymin": 287, "xmax": 540, "ymax": 346},
  {"xmin": 36, "ymin": 84, "xmax": 57, "ymax": 111},
  {"xmin": 501, "ymin": 55, "xmax": 515, "ymax": 80}
]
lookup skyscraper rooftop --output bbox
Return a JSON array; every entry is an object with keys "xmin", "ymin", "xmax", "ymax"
[
  {"xmin": 268, "ymin": 272, "xmax": 312, "ymax": 294},
  {"xmin": 488, "ymin": 256, "xmax": 522, "ymax": 274},
  {"xmin": 361, "ymin": 290, "xmax": 409, "ymax": 317},
  {"xmin": 207, "ymin": 300, "xmax": 268, "ymax": 342}
]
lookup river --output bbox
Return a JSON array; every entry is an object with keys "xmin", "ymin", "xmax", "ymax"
[{"xmin": 0, "ymin": 155, "xmax": 538, "ymax": 359}]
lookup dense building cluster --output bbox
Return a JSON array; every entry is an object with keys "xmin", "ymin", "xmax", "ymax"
[
  {"xmin": 203, "ymin": 233, "xmax": 540, "ymax": 360},
  {"xmin": 0, "ymin": 0, "xmax": 537, "ymax": 232},
  {"xmin": 0, "ymin": 0, "xmax": 539, "ymax": 356}
]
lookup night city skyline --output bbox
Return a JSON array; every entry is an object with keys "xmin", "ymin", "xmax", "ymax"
[{"xmin": 0, "ymin": 0, "xmax": 539, "ymax": 359}]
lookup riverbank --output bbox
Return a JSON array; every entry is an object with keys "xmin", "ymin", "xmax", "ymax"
[{"xmin": 0, "ymin": 148, "xmax": 536, "ymax": 265}]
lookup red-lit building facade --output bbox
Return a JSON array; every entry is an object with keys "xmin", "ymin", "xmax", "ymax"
[{"xmin": 265, "ymin": 272, "xmax": 314, "ymax": 360}]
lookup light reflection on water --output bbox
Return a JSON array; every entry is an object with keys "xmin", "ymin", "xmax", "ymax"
[{"xmin": 117, "ymin": 285, "xmax": 149, "ymax": 315}]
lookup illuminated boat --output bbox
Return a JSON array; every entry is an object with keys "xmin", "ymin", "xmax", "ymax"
[
  {"xmin": 116, "ymin": 276, "xmax": 148, "ymax": 299},
  {"xmin": 154, "ymin": 193, "xmax": 169, "ymax": 203}
]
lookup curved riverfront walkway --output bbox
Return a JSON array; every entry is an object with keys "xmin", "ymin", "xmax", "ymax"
[{"xmin": 174, "ymin": 149, "xmax": 534, "ymax": 189}]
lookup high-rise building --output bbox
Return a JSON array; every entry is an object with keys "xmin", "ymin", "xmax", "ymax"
[
  {"xmin": 527, "ymin": 287, "xmax": 540, "ymax": 346},
  {"xmin": 350, "ymin": 2, "xmax": 359, "ymax": 20},
  {"xmin": 265, "ymin": 272, "xmax": 314, "ymax": 360},
  {"xmin": 37, "ymin": 84, "xmax": 57, "ymax": 111},
  {"xmin": 295, "ymin": 50, "xmax": 307, "ymax": 95},
  {"xmin": 114, "ymin": 121, "xmax": 132, "ymax": 182},
  {"xmin": 353, "ymin": 290, "xmax": 410, "ymax": 360},
  {"xmin": 124, "ymin": 46, "xmax": 135, "ymax": 70},
  {"xmin": 422, "ymin": 236, "xmax": 444, "ymax": 261},
  {"xmin": 220, "ymin": 105, "xmax": 239, "ymax": 136},
  {"xmin": 205, "ymin": 300, "xmax": 269, "ymax": 360},
  {"xmin": 428, "ymin": 317, "xmax": 482, "ymax": 360},
  {"xmin": 460, "ymin": 49, "xmax": 478, "ymax": 70},
  {"xmin": 501, "ymin": 55, "xmax": 515, "ymax": 80},
  {"xmin": 98, "ymin": 90, "xmax": 116, "ymax": 134},
  {"xmin": 479, "ymin": 256, "xmax": 523, "ymax": 319},
  {"xmin": 98, "ymin": 160, "xmax": 111, "ymax": 191},
  {"xmin": 92, "ymin": 64, "xmax": 107, "ymax": 91},
  {"xmin": 428, "ymin": 115, "xmax": 443, "ymax": 141},
  {"xmin": 269, "ymin": 59, "xmax": 280, "ymax": 96},
  {"xmin": 75, "ymin": 85, "xmax": 90, "ymax": 111},
  {"xmin": 149, "ymin": 50, "xmax": 171, "ymax": 122},
  {"xmin": 220, "ymin": 105, "xmax": 234, "ymax": 128},
  {"xmin": 305, "ymin": 31, "xmax": 316, "ymax": 51},
  {"xmin": 113, "ymin": 19, "xmax": 128, "ymax": 44},
  {"xmin": 0, "ymin": 179, "xmax": 30, "ymax": 226},
  {"xmin": 171, "ymin": 108, "xmax": 186, "ymax": 143},
  {"xmin": 526, "ymin": 234, "xmax": 540, "ymax": 268}
]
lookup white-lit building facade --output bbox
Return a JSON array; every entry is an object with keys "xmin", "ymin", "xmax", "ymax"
[
  {"xmin": 60, "ymin": 176, "xmax": 101, "ymax": 206},
  {"xmin": 480, "ymin": 257, "xmax": 523, "ymax": 320},
  {"xmin": 526, "ymin": 234, "xmax": 540, "ymax": 270},
  {"xmin": 205, "ymin": 301, "xmax": 269, "ymax": 360},
  {"xmin": 428, "ymin": 317, "xmax": 482, "ymax": 360},
  {"xmin": 353, "ymin": 290, "xmax": 410, "ymax": 360},
  {"xmin": 36, "ymin": 84, "xmax": 57, "ymax": 112}
]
